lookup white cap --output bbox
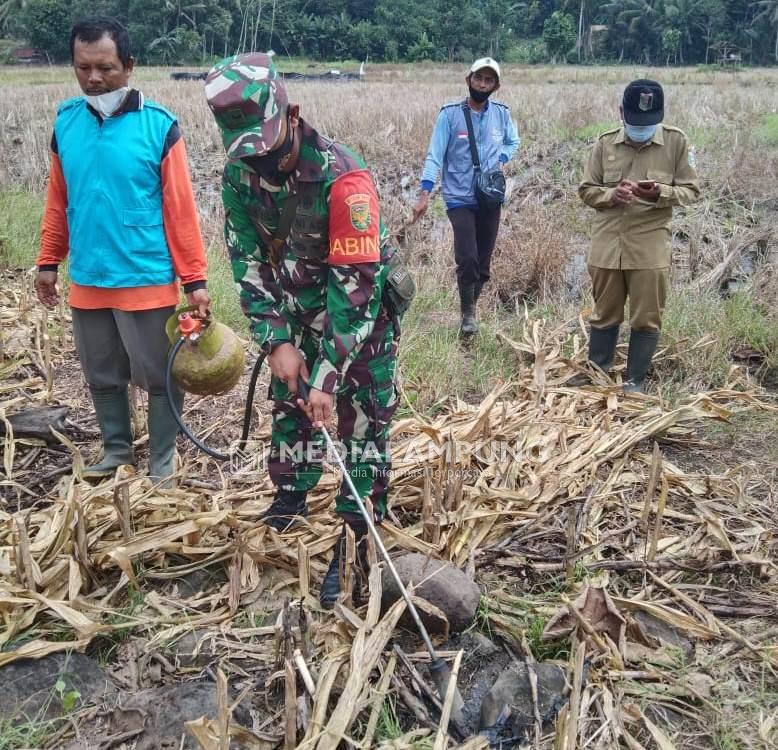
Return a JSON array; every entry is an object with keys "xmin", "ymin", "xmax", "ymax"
[{"xmin": 470, "ymin": 57, "xmax": 500, "ymax": 80}]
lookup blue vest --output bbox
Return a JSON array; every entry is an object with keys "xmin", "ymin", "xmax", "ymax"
[
  {"xmin": 55, "ymin": 96, "xmax": 176, "ymax": 288},
  {"xmin": 440, "ymin": 100, "xmax": 511, "ymax": 206}
]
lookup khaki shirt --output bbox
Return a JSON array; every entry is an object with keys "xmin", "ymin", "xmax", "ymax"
[{"xmin": 578, "ymin": 124, "xmax": 700, "ymax": 269}]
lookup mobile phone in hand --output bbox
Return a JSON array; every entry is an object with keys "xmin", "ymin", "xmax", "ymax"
[{"xmin": 637, "ymin": 180, "xmax": 656, "ymax": 189}]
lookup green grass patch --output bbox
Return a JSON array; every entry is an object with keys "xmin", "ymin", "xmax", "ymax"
[
  {"xmin": 398, "ymin": 292, "xmax": 527, "ymax": 414},
  {"xmin": 0, "ymin": 715, "xmax": 65, "ymax": 750},
  {"xmin": 0, "ymin": 66, "xmax": 186, "ymax": 86},
  {"xmin": 0, "ymin": 190, "xmax": 243, "ymax": 332},
  {"xmin": 374, "ymin": 696, "xmax": 403, "ymax": 742},
  {"xmin": 0, "ymin": 654, "xmax": 87, "ymax": 749},
  {"xmin": 574, "ymin": 121, "xmax": 620, "ymax": 141},
  {"xmin": 754, "ymin": 113, "xmax": 778, "ymax": 146},
  {"xmin": 204, "ymin": 242, "xmax": 245, "ymax": 333},
  {"xmin": 656, "ymin": 287, "xmax": 778, "ymax": 401},
  {"xmin": 477, "ymin": 590, "xmax": 572, "ymax": 662},
  {"xmin": 0, "ymin": 190, "xmax": 44, "ymax": 269},
  {"xmin": 0, "ymin": 67, "xmax": 76, "ymax": 85}
]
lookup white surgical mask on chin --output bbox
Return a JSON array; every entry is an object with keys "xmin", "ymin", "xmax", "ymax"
[
  {"xmin": 86, "ymin": 86, "xmax": 129, "ymax": 118},
  {"xmin": 624, "ymin": 123, "xmax": 657, "ymax": 143}
]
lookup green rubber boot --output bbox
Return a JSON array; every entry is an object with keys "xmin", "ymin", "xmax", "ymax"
[
  {"xmin": 623, "ymin": 329, "xmax": 660, "ymax": 393},
  {"xmin": 568, "ymin": 325, "xmax": 620, "ymax": 386},
  {"xmin": 82, "ymin": 387, "xmax": 135, "ymax": 480},
  {"xmin": 148, "ymin": 389, "xmax": 184, "ymax": 488},
  {"xmin": 458, "ymin": 281, "xmax": 478, "ymax": 337}
]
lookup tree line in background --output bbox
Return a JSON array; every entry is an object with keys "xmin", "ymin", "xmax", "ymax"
[{"xmin": 1, "ymin": 0, "xmax": 778, "ymax": 66}]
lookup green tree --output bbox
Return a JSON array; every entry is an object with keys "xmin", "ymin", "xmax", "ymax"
[
  {"xmin": 407, "ymin": 30, "xmax": 436, "ymax": 60},
  {"xmin": 374, "ymin": 0, "xmax": 436, "ymax": 58},
  {"xmin": 693, "ymin": 0, "xmax": 726, "ymax": 62},
  {"xmin": 0, "ymin": 0, "xmax": 29, "ymax": 32},
  {"xmin": 542, "ymin": 10, "xmax": 577, "ymax": 60},
  {"xmin": 347, "ymin": 0, "xmax": 377, "ymax": 21},
  {"xmin": 482, "ymin": 0, "xmax": 519, "ymax": 57},
  {"xmin": 560, "ymin": 0, "xmax": 605, "ymax": 60},
  {"xmin": 435, "ymin": 0, "xmax": 485, "ymax": 61},
  {"xmin": 20, "ymin": 0, "xmax": 71, "ymax": 61},
  {"xmin": 659, "ymin": 0, "xmax": 698, "ymax": 62},
  {"xmin": 661, "ymin": 26, "xmax": 681, "ymax": 61},
  {"xmin": 602, "ymin": 0, "xmax": 662, "ymax": 62}
]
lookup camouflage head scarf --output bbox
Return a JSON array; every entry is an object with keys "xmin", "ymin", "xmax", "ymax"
[{"xmin": 205, "ymin": 52, "xmax": 288, "ymax": 161}]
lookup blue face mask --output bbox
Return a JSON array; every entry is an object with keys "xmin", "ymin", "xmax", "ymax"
[{"xmin": 624, "ymin": 123, "xmax": 657, "ymax": 143}]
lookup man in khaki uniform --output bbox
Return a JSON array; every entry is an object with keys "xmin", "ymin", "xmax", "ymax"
[{"xmin": 576, "ymin": 79, "xmax": 700, "ymax": 392}]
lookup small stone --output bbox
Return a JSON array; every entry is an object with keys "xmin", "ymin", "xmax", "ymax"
[
  {"xmin": 470, "ymin": 631, "xmax": 501, "ymax": 657},
  {"xmin": 381, "ymin": 553, "xmax": 481, "ymax": 634},
  {"xmin": 645, "ymin": 703, "xmax": 685, "ymax": 728},
  {"xmin": 165, "ymin": 628, "xmax": 219, "ymax": 668},
  {"xmin": 480, "ymin": 662, "xmax": 568, "ymax": 734},
  {"xmin": 175, "ymin": 567, "xmax": 227, "ymax": 597},
  {"xmin": 632, "ymin": 610, "xmax": 694, "ymax": 659},
  {"xmin": 0, "ymin": 653, "xmax": 113, "ymax": 722}
]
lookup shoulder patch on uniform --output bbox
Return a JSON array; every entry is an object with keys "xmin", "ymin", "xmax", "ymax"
[
  {"xmin": 328, "ymin": 169, "xmax": 380, "ymax": 266},
  {"xmin": 491, "ymin": 101, "xmax": 509, "ymax": 111},
  {"xmin": 598, "ymin": 127, "xmax": 621, "ymax": 139},
  {"xmin": 57, "ymin": 97, "xmax": 83, "ymax": 115},
  {"xmin": 661, "ymin": 124, "xmax": 685, "ymax": 134}
]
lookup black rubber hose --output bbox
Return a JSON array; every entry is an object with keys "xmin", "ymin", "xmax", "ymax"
[
  {"xmin": 237, "ymin": 347, "xmax": 267, "ymax": 453},
  {"xmin": 165, "ymin": 336, "xmax": 266, "ymax": 461}
]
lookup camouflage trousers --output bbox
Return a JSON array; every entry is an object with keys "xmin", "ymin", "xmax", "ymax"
[{"xmin": 268, "ymin": 317, "xmax": 398, "ymax": 518}]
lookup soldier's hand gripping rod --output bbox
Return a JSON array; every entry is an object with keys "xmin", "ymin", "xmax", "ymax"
[{"xmin": 296, "ymin": 379, "xmax": 467, "ymax": 733}]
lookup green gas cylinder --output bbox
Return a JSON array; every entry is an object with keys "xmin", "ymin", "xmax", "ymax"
[{"xmin": 165, "ymin": 307, "xmax": 245, "ymax": 396}]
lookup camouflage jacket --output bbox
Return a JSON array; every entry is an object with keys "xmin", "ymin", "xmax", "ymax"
[{"xmin": 223, "ymin": 118, "xmax": 393, "ymax": 394}]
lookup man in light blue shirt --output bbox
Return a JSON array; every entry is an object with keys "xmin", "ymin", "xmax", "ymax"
[{"xmin": 412, "ymin": 57, "xmax": 519, "ymax": 336}]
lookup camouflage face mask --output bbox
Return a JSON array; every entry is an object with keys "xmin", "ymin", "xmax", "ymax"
[{"xmin": 244, "ymin": 119, "xmax": 294, "ymax": 184}]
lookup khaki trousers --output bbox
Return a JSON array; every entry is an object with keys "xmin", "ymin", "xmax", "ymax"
[{"xmin": 588, "ymin": 266, "xmax": 668, "ymax": 332}]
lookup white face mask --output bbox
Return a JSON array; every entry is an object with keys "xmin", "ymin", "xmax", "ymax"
[{"xmin": 86, "ymin": 86, "xmax": 129, "ymax": 118}]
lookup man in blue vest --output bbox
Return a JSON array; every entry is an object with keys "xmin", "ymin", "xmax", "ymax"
[
  {"xmin": 412, "ymin": 58, "xmax": 520, "ymax": 337},
  {"xmin": 35, "ymin": 16, "xmax": 209, "ymax": 486}
]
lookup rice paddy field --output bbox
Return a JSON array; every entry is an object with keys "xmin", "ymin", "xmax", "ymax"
[{"xmin": 1, "ymin": 63, "xmax": 778, "ymax": 749}]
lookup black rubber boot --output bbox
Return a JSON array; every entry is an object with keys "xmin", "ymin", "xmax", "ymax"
[
  {"xmin": 82, "ymin": 387, "xmax": 135, "ymax": 480},
  {"xmin": 261, "ymin": 489, "xmax": 308, "ymax": 532},
  {"xmin": 623, "ymin": 329, "xmax": 660, "ymax": 393},
  {"xmin": 473, "ymin": 280, "xmax": 485, "ymax": 304},
  {"xmin": 148, "ymin": 389, "xmax": 184, "ymax": 488},
  {"xmin": 458, "ymin": 281, "xmax": 477, "ymax": 337},
  {"xmin": 319, "ymin": 520, "xmax": 368, "ymax": 610},
  {"xmin": 568, "ymin": 324, "xmax": 620, "ymax": 386}
]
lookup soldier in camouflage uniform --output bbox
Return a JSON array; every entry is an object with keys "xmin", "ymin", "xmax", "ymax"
[{"xmin": 205, "ymin": 53, "xmax": 400, "ymax": 608}]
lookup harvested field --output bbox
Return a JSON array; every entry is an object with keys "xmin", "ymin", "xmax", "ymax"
[
  {"xmin": 2, "ymin": 269, "xmax": 778, "ymax": 748},
  {"xmin": 1, "ymin": 64, "xmax": 778, "ymax": 749}
]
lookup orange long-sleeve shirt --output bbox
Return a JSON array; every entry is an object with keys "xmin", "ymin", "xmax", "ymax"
[{"xmin": 37, "ymin": 92, "xmax": 207, "ymax": 310}]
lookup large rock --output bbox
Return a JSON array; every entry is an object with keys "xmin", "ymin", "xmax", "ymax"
[
  {"xmin": 480, "ymin": 662, "xmax": 568, "ymax": 735},
  {"xmin": 381, "ymin": 553, "xmax": 481, "ymax": 634},
  {"xmin": 121, "ymin": 682, "xmax": 252, "ymax": 750},
  {"xmin": 0, "ymin": 653, "xmax": 113, "ymax": 722}
]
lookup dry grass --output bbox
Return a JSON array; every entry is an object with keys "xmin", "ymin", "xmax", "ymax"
[
  {"xmin": 487, "ymin": 202, "xmax": 575, "ymax": 305},
  {"xmin": 2, "ymin": 279, "xmax": 778, "ymax": 749},
  {"xmin": 2, "ymin": 63, "xmax": 778, "ymax": 749}
]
